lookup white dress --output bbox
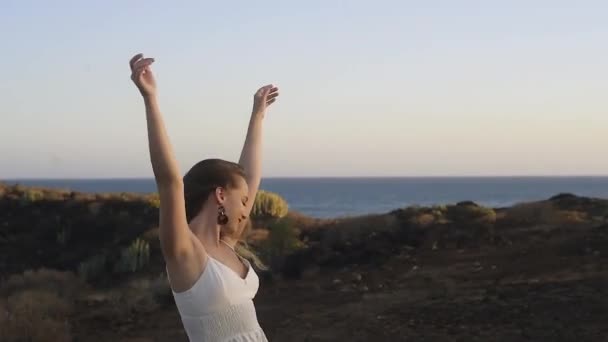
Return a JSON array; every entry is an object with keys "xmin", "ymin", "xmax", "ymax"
[{"xmin": 170, "ymin": 256, "xmax": 268, "ymax": 342}]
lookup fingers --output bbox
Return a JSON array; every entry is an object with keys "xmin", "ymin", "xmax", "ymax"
[
  {"xmin": 267, "ymin": 91, "xmax": 279, "ymax": 101},
  {"xmin": 129, "ymin": 53, "xmax": 144, "ymax": 70},
  {"xmin": 130, "ymin": 59, "xmax": 155, "ymax": 81},
  {"xmin": 129, "ymin": 54, "xmax": 155, "ymax": 73},
  {"xmin": 256, "ymin": 84, "xmax": 274, "ymax": 96},
  {"xmin": 131, "ymin": 64, "xmax": 151, "ymax": 82},
  {"xmin": 133, "ymin": 58, "xmax": 155, "ymax": 71},
  {"xmin": 266, "ymin": 98, "xmax": 277, "ymax": 106}
]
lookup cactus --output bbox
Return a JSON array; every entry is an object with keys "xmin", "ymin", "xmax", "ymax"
[
  {"xmin": 251, "ymin": 190, "xmax": 289, "ymax": 219},
  {"xmin": 114, "ymin": 238, "xmax": 150, "ymax": 273},
  {"xmin": 78, "ymin": 254, "xmax": 108, "ymax": 281}
]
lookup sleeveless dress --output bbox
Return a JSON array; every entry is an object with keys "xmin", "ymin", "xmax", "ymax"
[{"xmin": 169, "ymin": 256, "xmax": 268, "ymax": 342}]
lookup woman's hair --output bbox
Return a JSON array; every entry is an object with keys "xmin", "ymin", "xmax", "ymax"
[{"xmin": 183, "ymin": 158, "xmax": 267, "ymax": 270}]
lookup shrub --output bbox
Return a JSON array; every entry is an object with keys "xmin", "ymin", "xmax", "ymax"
[
  {"xmin": 114, "ymin": 238, "xmax": 150, "ymax": 274},
  {"xmin": 1, "ymin": 269, "xmax": 84, "ymax": 299},
  {"xmin": 411, "ymin": 213, "xmax": 436, "ymax": 227},
  {"xmin": 0, "ymin": 269, "xmax": 79, "ymax": 342},
  {"xmin": 21, "ymin": 189, "xmax": 44, "ymax": 203},
  {"xmin": 0, "ymin": 291, "xmax": 72, "ymax": 342},
  {"xmin": 147, "ymin": 194, "xmax": 160, "ymax": 209},
  {"xmin": 446, "ymin": 203, "xmax": 496, "ymax": 225},
  {"xmin": 251, "ymin": 190, "xmax": 289, "ymax": 219},
  {"xmin": 56, "ymin": 227, "xmax": 71, "ymax": 245},
  {"xmin": 505, "ymin": 202, "xmax": 588, "ymax": 226},
  {"xmin": 263, "ymin": 218, "xmax": 303, "ymax": 259},
  {"xmin": 78, "ymin": 254, "xmax": 108, "ymax": 281}
]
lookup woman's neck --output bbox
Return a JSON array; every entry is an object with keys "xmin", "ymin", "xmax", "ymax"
[
  {"xmin": 219, "ymin": 236, "xmax": 237, "ymax": 249},
  {"xmin": 189, "ymin": 213, "xmax": 220, "ymax": 245},
  {"xmin": 189, "ymin": 213, "xmax": 238, "ymax": 250}
]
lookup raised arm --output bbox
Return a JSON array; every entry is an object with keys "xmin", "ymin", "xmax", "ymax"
[
  {"xmin": 130, "ymin": 54, "xmax": 202, "ymax": 289},
  {"xmin": 238, "ymin": 85, "xmax": 279, "ymax": 216}
]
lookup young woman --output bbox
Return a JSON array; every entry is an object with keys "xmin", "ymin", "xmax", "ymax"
[{"xmin": 129, "ymin": 53, "xmax": 279, "ymax": 341}]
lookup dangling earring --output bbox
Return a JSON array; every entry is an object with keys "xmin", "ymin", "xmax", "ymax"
[{"xmin": 217, "ymin": 205, "xmax": 229, "ymax": 225}]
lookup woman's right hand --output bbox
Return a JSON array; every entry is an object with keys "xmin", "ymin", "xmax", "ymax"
[{"xmin": 130, "ymin": 53, "xmax": 157, "ymax": 97}]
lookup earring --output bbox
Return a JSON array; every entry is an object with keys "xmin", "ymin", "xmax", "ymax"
[{"xmin": 217, "ymin": 205, "xmax": 229, "ymax": 225}]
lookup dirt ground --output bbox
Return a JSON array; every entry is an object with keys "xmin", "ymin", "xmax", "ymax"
[{"xmin": 74, "ymin": 223, "xmax": 608, "ymax": 342}]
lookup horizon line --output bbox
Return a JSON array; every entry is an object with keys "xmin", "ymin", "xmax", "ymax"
[{"xmin": 3, "ymin": 174, "xmax": 608, "ymax": 181}]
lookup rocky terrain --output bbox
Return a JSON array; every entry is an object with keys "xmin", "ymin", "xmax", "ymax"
[{"xmin": 1, "ymin": 183, "xmax": 606, "ymax": 341}]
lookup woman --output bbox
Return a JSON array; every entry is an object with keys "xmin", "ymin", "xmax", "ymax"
[{"xmin": 129, "ymin": 53, "xmax": 279, "ymax": 341}]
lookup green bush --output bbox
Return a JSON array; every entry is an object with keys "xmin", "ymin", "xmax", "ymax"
[
  {"xmin": 446, "ymin": 203, "xmax": 496, "ymax": 225},
  {"xmin": 114, "ymin": 238, "xmax": 150, "ymax": 274},
  {"xmin": 56, "ymin": 227, "xmax": 70, "ymax": 246},
  {"xmin": 78, "ymin": 254, "xmax": 108, "ymax": 281},
  {"xmin": 265, "ymin": 218, "xmax": 303, "ymax": 258},
  {"xmin": 20, "ymin": 189, "xmax": 44, "ymax": 204},
  {"xmin": 147, "ymin": 194, "xmax": 160, "ymax": 209},
  {"xmin": 251, "ymin": 190, "xmax": 289, "ymax": 219}
]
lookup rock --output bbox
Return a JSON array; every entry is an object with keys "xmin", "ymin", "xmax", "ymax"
[
  {"xmin": 412, "ymin": 265, "xmax": 419, "ymax": 271},
  {"xmin": 332, "ymin": 278, "xmax": 342, "ymax": 285},
  {"xmin": 491, "ymin": 265, "xmax": 497, "ymax": 270},
  {"xmin": 352, "ymin": 273, "xmax": 362, "ymax": 283},
  {"xmin": 593, "ymin": 250, "xmax": 601, "ymax": 257},
  {"xmin": 361, "ymin": 286, "xmax": 369, "ymax": 292}
]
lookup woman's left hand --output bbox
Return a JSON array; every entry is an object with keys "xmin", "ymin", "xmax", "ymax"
[{"xmin": 252, "ymin": 84, "xmax": 279, "ymax": 117}]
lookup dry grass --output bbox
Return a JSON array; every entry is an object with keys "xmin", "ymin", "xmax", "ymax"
[
  {"xmin": 504, "ymin": 201, "xmax": 589, "ymax": 226},
  {"xmin": 0, "ymin": 269, "xmax": 85, "ymax": 341},
  {"xmin": 320, "ymin": 214, "xmax": 401, "ymax": 248},
  {"xmin": 1, "ymin": 268, "xmax": 85, "ymax": 298},
  {"xmin": 410, "ymin": 213, "xmax": 436, "ymax": 227},
  {"xmin": 0, "ymin": 184, "xmax": 70, "ymax": 202}
]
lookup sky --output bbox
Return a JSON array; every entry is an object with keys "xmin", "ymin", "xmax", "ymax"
[{"xmin": 1, "ymin": 0, "xmax": 607, "ymax": 178}]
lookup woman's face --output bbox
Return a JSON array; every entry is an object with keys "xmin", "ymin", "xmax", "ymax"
[{"xmin": 218, "ymin": 176, "xmax": 250, "ymax": 236}]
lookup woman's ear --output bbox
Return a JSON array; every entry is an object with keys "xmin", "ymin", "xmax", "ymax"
[{"xmin": 214, "ymin": 187, "xmax": 226, "ymax": 204}]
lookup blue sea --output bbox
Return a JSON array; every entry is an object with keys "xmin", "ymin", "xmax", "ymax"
[{"xmin": 4, "ymin": 177, "xmax": 608, "ymax": 218}]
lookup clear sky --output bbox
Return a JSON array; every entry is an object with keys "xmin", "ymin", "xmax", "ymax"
[{"xmin": 1, "ymin": 0, "xmax": 607, "ymax": 178}]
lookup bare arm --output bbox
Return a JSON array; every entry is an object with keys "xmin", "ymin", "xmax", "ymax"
[
  {"xmin": 130, "ymin": 54, "xmax": 203, "ymax": 291},
  {"xmin": 142, "ymin": 95, "xmax": 191, "ymax": 256},
  {"xmin": 238, "ymin": 85, "xmax": 280, "ymax": 216}
]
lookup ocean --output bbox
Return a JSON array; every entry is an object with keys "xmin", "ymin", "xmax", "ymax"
[{"xmin": 4, "ymin": 177, "xmax": 608, "ymax": 218}]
